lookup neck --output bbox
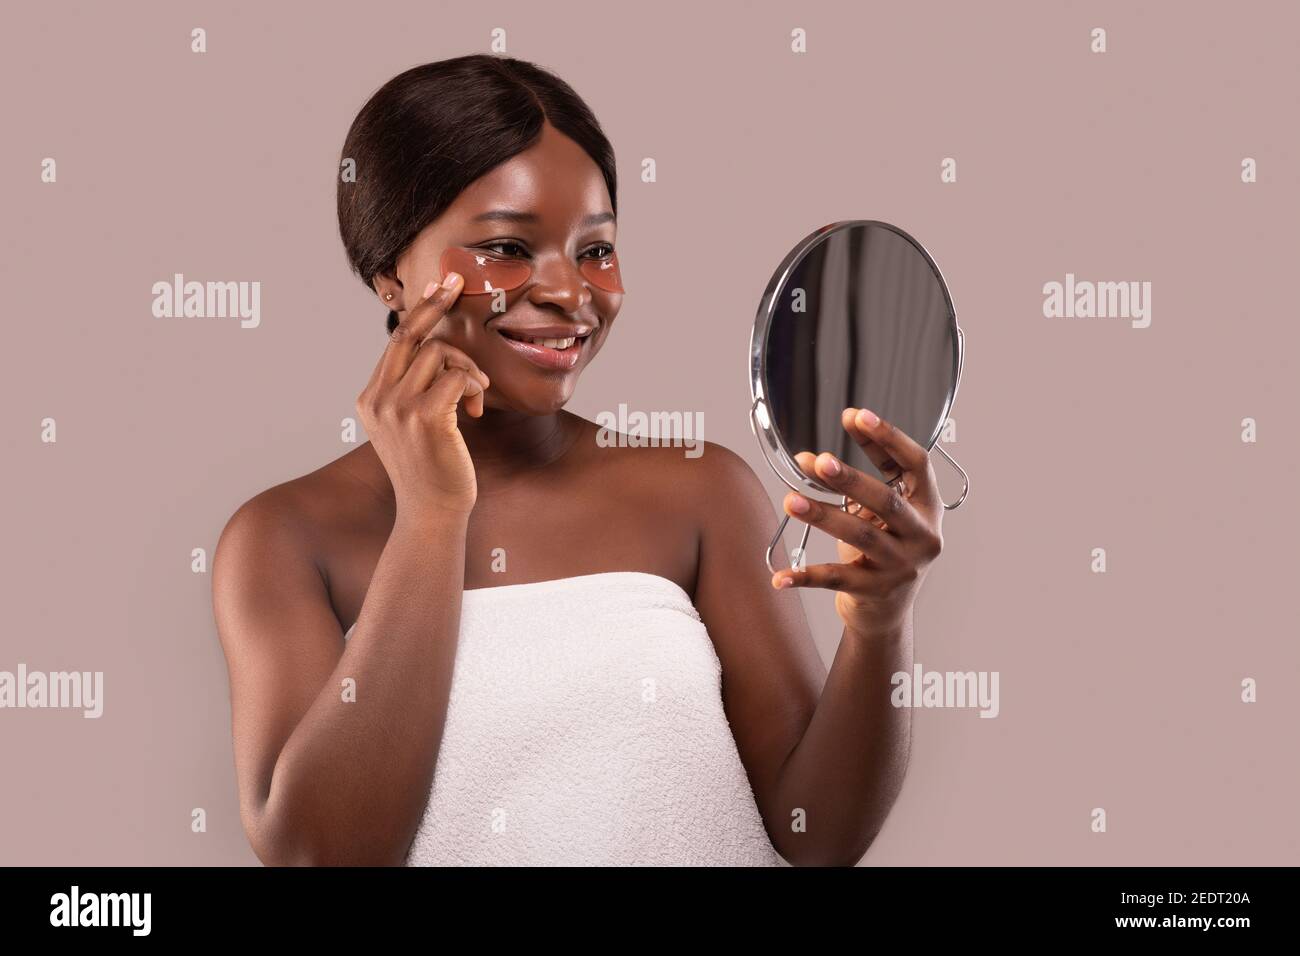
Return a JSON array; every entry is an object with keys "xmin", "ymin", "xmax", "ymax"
[
  {"xmin": 456, "ymin": 406, "xmax": 578, "ymax": 480},
  {"xmin": 351, "ymin": 406, "xmax": 582, "ymax": 511}
]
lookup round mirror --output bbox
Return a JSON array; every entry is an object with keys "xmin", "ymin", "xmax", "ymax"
[{"xmin": 748, "ymin": 220, "xmax": 968, "ymax": 572}]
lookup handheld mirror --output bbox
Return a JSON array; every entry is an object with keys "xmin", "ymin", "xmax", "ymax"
[{"xmin": 748, "ymin": 220, "xmax": 970, "ymax": 574}]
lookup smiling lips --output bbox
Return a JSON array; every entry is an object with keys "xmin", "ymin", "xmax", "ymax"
[{"xmin": 493, "ymin": 324, "xmax": 594, "ymax": 371}]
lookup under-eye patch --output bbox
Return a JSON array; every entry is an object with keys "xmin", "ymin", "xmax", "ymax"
[
  {"xmin": 440, "ymin": 247, "xmax": 531, "ymax": 295},
  {"xmin": 439, "ymin": 246, "xmax": 625, "ymax": 296},
  {"xmin": 578, "ymin": 252, "xmax": 624, "ymax": 293}
]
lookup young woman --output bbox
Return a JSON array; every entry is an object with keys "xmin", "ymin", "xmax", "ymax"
[{"xmin": 212, "ymin": 54, "xmax": 946, "ymax": 867}]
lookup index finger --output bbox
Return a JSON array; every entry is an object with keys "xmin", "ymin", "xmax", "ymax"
[
  {"xmin": 793, "ymin": 407, "xmax": 909, "ymax": 491},
  {"xmin": 839, "ymin": 406, "xmax": 896, "ymax": 477},
  {"xmin": 374, "ymin": 272, "xmax": 465, "ymax": 387},
  {"xmin": 846, "ymin": 407, "xmax": 942, "ymax": 505},
  {"xmin": 788, "ymin": 407, "xmax": 892, "ymax": 485},
  {"xmin": 794, "ymin": 451, "xmax": 930, "ymax": 540}
]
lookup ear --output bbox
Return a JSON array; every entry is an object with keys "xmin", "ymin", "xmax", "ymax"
[{"xmin": 372, "ymin": 271, "xmax": 404, "ymax": 312}]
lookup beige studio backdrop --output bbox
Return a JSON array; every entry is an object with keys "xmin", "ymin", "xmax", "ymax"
[{"xmin": 1, "ymin": 0, "xmax": 1297, "ymax": 865}]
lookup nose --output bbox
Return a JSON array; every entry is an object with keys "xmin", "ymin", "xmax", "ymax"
[{"xmin": 524, "ymin": 252, "xmax": 592, "ymax": 313}]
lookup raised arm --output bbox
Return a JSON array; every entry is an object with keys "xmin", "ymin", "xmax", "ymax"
[
  {"xmin": 213, "ymin": 494, "xmax": 470, "ymax": 865},
  {"xmin": 693, "ymin": 407, "xmax": 944, "ymax": 866},
  {"xmin": 213, "ymin": 273, "xmax": 488, "ymax": 865}
]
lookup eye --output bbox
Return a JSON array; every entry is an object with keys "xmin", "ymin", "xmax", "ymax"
[
  {"xmin": 582, "ymin": 242, "xmax": 615, "ymax": 260},
  {"xmin": 481, "ymin": 241, "xmax": 529, "ymax": 258}
]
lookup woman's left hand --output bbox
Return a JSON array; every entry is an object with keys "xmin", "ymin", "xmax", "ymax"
[{"xmin": 772, "ymin": 406, "xmax": 946, "ymax": 640}]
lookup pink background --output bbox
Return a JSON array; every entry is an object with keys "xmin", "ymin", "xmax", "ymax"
[{"xmin": 1, "ymin": 0, "xmax": 1296, "ymax": 864}]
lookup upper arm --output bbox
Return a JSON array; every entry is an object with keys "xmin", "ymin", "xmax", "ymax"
[
  {"xmin": 689, "ymin": 441, "xmax": 826, "ymax": 815},
  {"xmin": 211, "ymin": 490, "xmax": 346, "ymax": 836}
]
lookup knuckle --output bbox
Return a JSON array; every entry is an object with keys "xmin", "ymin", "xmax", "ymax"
[
  {"xmin": 851, "ymin": 521, "xmax": 874, "ymax": 551},
  {"xmin": 428, "ymin": 366, "xmax": 465, "ymax": 398},
  {"xmin": 388, "ymin": 322, "xmax": 411, "ymax": 345},
  {"xmin": 441, "ymin": 344, "xmax": 475, "ymax": 367},
  {"xmin": 885, "ymin": 488, "xmax": 906, "ymax": 515},
  {"xmin": 418, "ymin": 290, "xmax": 449, "ymax": 317}
]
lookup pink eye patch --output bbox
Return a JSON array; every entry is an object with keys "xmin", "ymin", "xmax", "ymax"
[{"xmin": 440, "ymin": 246, "xmax": 625, "ymax": 295}]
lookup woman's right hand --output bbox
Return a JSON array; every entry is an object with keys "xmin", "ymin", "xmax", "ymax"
[{"xmin": 355, "ymin": 272, "xmax": 489, "ymax": 518}]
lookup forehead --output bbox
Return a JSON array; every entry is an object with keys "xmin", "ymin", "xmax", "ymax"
[{"xmin": 447, "ymin": 123, "xmax": 613, "ymax": 231}]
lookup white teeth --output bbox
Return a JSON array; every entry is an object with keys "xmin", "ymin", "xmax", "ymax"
[{"xmin": 500, "ymin": 329, "xmax": 589, "ymax": 349}]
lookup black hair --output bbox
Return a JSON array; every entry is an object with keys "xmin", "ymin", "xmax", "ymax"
[{"xmin": 337, "ymin": 54, "xmax": 618, "ymax": 333}]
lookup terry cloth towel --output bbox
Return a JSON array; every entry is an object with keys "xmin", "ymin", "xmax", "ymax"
[{"xmin": 344, "ymin": 570, "xmax": 783, "ymax": 866}]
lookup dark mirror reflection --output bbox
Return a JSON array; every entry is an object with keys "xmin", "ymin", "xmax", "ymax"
[{"xmin": 764, "ymin": 223, "xmax": 957, "ymax": 484}]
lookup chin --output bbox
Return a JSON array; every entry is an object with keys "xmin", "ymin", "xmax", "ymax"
[{"xmin": 487, "ymin": 385, "xmax": 576, "ymax": 416}]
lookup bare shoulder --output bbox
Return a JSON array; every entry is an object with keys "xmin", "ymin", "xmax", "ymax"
[
  {"xmin": 675, "ymin": 439, "xmax": 775, "ymax": 521},
  {"xmin": 217, "ymin": 471, "xmax": 323, "ymax": 562},
  {"xmin": 581, "ymin": 420, "xmax": 757, "ymax": 502},
  {"xmin": 666, "ymin": 439, "xmax": 794, "ymax": 588},
  {"xmin": 611, "ymin": 434, "xmax": 778, "ymax": 561},
  {"xmin": 578, "ymin": 416, "xmax": 773, "ymax": 517},
  {"xmin": 215, "ymin": 482, "xmax": 310, "ymax": 570},
  {"xmin": 212, "ymin": 452, "xmax": 373, "ymax": 612},
  {"xmin": 690, "ymin": 439, "xmax": 765, "ymax": 486},
  {"xmin": 583, "ymin": 412, "xmax": 751, "ymax": 483}
]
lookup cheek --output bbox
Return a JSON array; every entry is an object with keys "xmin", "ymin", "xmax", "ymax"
[
  {"xmin": 440, "ymin": 299, "xmax": 507, "ymax": 353},
  {"xmin": 592, "ymin": 292, "xmax": 623, "ymax": 331},
  {"xmin": 397, "ymin": 247, "xmax": 442, "ymax": 309},
  {"xmin": 423, "ymin": 310, "xmax": 488, "ymax": 361},
  {"xmin": 581, "ymin": 294, "xmax": 621, "ymax": 359},
  {"xmin": 450, "ymin": 290, "xmax": 519, "ymax": 328},
  {"xmin": 433, "ymin": 305, "xmax": 505, "ymax": 376},
  {"xmin": 583, "ymin": 328, "xmax": 613, "ymax": 364}
]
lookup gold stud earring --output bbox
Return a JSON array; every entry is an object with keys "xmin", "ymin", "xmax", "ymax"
[{"xmin": 384, "ymin": 292, "xmax": 395, "ymax": 301}]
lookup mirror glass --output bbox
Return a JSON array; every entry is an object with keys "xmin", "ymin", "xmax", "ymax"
[{"xmin": 751, "ymin": 220, "xmax": 960, "ymax": 495}]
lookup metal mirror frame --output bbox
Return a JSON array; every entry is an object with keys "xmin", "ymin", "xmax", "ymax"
[{"xmin": 748, "ymin": 219, "xmax": 970, "ymax": 574}]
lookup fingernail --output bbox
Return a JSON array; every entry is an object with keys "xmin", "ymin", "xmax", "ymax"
[
  {"xmin": 422, "ymin": 280, "xmax": 439, "ymax": 298},
  {"xmin": 819, "ymin": 454, "xmax": 841, "ymax": 476},
  {"xmin": 776, "ymin": 576, "xmax": 794, "ymax": 589},
  {"xmin": 788, "ymin": 494, "xmax": 810, "ymax": 514},
  {"xmin": 442, "ymin": 271, "xmax": 462, "ymax": 288},
  {"xmin": 858, "ymin": 408, "xmax": 880, "ymax": 428}
]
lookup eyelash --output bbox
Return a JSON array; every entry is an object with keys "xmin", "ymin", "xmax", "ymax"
[{"xmin": 482, "ymin": 240, "xmax": 614, "ymax": 260}]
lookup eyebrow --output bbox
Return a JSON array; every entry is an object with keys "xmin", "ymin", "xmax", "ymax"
[{"xmin": 470, "ymin": 209, "xmax": 615, "ymax": 228}]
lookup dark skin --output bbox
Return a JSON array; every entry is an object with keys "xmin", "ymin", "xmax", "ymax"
[{"xmin": 212, "ymin": 120, "xmax": 945, "ymax": 867}]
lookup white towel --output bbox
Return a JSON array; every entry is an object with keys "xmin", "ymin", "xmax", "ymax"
[{"xmin": 344, "ymin": 570, "xmax": 783, "ymax": 866}]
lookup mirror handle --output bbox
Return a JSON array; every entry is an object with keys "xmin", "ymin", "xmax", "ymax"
[
  {"xmin": 934, "ymin": 443, "xmax": 970, "ymax": 510},
  {"xmin": 763, "ymin": 452, "xmax": 967, "ymax": 573},
  {"xmin": 753, "ymin": 404, "xmax": 969, "ymax": 572},
  {"xmin": 765, "ymin": 513, "xmax": 811, "ymax": 576}
]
